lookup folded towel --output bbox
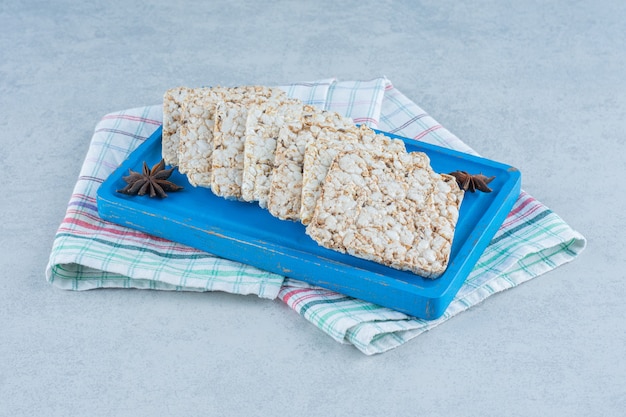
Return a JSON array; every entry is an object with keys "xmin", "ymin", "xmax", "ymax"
[{"xmin": 46, "ymin": 78, "xmax": 586, "ymax": 354}]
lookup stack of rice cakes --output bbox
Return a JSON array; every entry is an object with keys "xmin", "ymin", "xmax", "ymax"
[{"xmin": 162, "ymin": 86, "xmax": 464, "ymax": 279}]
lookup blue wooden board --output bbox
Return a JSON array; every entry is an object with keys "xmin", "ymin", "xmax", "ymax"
[{"xmin": 97, "ymin": 126, "xmax": 521, "ymax": 319}]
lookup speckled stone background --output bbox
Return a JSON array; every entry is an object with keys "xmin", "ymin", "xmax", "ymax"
[{"xmin": 1, "ymin": 1, "xmax": 624, "ymax": 416}]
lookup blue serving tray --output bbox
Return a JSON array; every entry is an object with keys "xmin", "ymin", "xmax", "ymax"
[{"xmin": 97, "ymin": 126, "xmax": 521, "ymax": 319}]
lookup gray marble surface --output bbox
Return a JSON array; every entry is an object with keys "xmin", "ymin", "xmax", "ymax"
[{"xmin": 1, "ymin": 1, "xmax": 624, "ymax": 416}]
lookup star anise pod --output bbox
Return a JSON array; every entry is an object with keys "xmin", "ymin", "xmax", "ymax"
[
  {"xmin": 448, "ymin": 171, "xmax": 496, "ymax": 193},
  {"xmin": 117, "ymin": 159, "xmax": 183, "ymax": 198}
]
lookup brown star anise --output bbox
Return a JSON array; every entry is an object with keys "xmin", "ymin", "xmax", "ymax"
[
  {"xmin": 117, "ymin": 159, "xmax": 183, "ymax": 198},
  {"xmin": 448, "ymin": 171, "xmax": 496, "ymax": 193}
]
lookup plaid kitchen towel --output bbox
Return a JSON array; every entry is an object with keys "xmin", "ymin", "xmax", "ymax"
[{"xmin": 46, "ymin": 78, "xmax": 586, "ymax": 354}]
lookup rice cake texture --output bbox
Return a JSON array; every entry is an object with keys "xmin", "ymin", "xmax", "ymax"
[
  {"xmin": 162, "ymin": 86, "xmax": 193, "ymax": 166},
  {"xmin": 176, "ymin": 85, "xmax": 284, "ymax": 189},
  {"xmin": 241, "ymin": 97, "xmax": 304, "ymax": 207},
  {"xmin": 267, "ymin": 106, "xmax": 358, "ymax": 221},
  {"xmin": 211, "ymin": 86, "xmax": 286, "ymax": 199},
  {"xmin": 305, "ymin": 148, "xmax": 464, "ymax": 278},
  {"xmin": 176, "ymin": 86, "xmax": 229, "ymax": 187},
  {"xmin": 299, "ymin": 126, "xmax": 407, "ymax": 225}
]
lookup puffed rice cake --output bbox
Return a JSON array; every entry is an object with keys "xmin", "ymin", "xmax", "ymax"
[
  {"xmin": 211, "ymin": 86, "xmax": 286, "ymax": 199},
  {"xmin": 267, "ymin": 106, "xmax": 358, "ymax": 221},
  {"xmin": 175, "ymin": 85, "xmax": 282, "ymax": 188},
  {"xmin": 305, "ymin": 147, "xmax": 464, "ymax": 278},
  {"xmin": 176, "ymin": 86, "xmax": 230, "ymax": 187},
  {"xmin": 241, "ymin": 96, "xmax": 304, "ymax": 207},
  {"xmin": 299, "ymin": 125, "xmax": 406, "ymax": 225},
  {"xmin": 162, "ymin": 86, "xmax": 193, "ymax": 166}
]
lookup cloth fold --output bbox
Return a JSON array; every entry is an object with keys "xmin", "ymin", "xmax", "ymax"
[{"xmin": 46, "ymin": 77, "xmax": 586, "ymax": 355}]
